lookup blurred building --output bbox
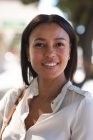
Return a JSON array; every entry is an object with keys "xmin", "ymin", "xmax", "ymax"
[{"xmin": 0, "ymin": 0, "xmax": 38, "ymax": 98}]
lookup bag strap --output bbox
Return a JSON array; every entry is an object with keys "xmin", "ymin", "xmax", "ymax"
[{"xmin": 0, "ymin": 87, "xmax": 26, "ymax": 139}]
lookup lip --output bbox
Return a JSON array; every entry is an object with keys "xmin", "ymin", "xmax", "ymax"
[{"xmin": 42, "ymin": 62, "xmax": 59, "ymax": 67}]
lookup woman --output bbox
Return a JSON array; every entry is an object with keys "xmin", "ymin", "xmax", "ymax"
[{"xmin": 0, "ymin": 14, "xmax": 93, "ymax": 140}]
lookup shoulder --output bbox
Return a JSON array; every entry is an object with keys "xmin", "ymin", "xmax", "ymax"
[
  {"xmin": 0, "ymin": 87, "xmax": 25, "ymax": 113},
  {"xmin": 67, "ymin": 83, "xmax": 93, "ymax": 110},
  {"xmin": 67, "ymin": 82, "xmax": 92, "ymax": 98},
  {"xmin": 66, "ymin": 83, "xmax": 93, "ymax": 120},
  {"xmin": 0, "ymin": 87, "xmax": 25, "ymax": 121},
  {"xmin": 64, "ymin": 82, "xmax": 93, "ymax": 109},
  {"xmin": 69, "ymin": 85, "xmax": 93, "ymax": 138},
  {"xmin": 3, "ymin": 87, "xmax": 24, "ymax": 103}
]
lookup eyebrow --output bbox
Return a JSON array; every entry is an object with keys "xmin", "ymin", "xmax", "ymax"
[
  {"xmin": 34, "ymin": 37, "xmax": 66, "ymax": 41},
  {"xmin": 34, "ymin": 38, "xmax": 45, "ymax": 41},
  {"xmin": 55, "ymin": 37, "xmax": 66, "ymax": 41}
]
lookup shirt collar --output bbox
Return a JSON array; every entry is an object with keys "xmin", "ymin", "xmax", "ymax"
[
  {"xmin": 27, "ymin": 78, "xmax": 72, "ymax": 111},
  {"xmin": 51, "ymin": 81, "xmax": 72, "ymax": 112},
  {"xmin": 27, "ymin": 78, "xmax": 39, "ymax": 99}
]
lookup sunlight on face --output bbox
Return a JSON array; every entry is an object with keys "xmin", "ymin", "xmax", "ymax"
[{"xmin": 28, "ymin": 23, "xmax": 70, "ymax": 80}]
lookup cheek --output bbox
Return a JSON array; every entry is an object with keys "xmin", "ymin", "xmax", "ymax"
[
  {"xmin": 59, "ymin": 47, "xmax": 70, "ymax": 59},
  {"xmin": 29, "ymin": 50, "xmax": 43, "ymax": 65}
]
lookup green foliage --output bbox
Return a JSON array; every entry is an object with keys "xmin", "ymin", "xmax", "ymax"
[
  {"xmin": 21, "ymin": 0, "xmax": 39, "ymax": 4},
  {"xmin": 57, "ymin": 0, "xmax": 93, "ymax": 26}
]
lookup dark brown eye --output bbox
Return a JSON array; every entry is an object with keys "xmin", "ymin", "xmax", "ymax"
[
  {"xmin": 34, "ymin": 43, "xmax": 45, "ymax": 48},
  {"xmin": 56, "ymin": 42, "xmax": 64, "ymax": 47}
]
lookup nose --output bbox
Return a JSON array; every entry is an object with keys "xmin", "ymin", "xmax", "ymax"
[{"xmin": 45, "ymin": 46, "xmax": 56, "ymax": 58}]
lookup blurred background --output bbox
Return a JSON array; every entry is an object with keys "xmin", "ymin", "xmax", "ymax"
[{"xmin": 0, "ymin": 0, "xmax": 93, "ymax": 98}]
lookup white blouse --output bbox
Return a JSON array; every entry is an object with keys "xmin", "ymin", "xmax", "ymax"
[{"xmin": 0, "ymin": 78, "xmax": 93, "ymax": 140}]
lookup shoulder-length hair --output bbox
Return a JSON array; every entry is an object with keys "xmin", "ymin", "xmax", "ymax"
[{"xmin": 21, "ymin": 14, "xmax": 77, "ymax": 85}]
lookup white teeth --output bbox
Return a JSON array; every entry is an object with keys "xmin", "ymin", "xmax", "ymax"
[{"xmin": 44, "ymin": 63, "xmax": 57, "ymax": 66}]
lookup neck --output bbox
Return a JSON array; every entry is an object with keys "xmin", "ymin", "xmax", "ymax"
[{"xmin": 37, "ymin": 75, "xmax": 67, "ymax": 101}]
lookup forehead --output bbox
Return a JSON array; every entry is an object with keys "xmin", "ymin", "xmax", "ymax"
[{"xmin": 30, "ymin": 23, "xmax": 70, "ymax": 40}]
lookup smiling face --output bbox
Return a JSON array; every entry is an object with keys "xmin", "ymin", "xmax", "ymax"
[{"xmin": 28, "ymin": 23, "xmax": 70, "ymax": 80}]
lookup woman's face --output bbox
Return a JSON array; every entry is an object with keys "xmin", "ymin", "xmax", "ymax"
[{"xmin": 28, "ymin": 23, "xmax": 70, "ymax": 80}]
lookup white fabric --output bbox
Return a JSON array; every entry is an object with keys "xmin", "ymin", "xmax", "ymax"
[{"xmin": 0, "ymin": 78, "xmax": 93, "ymax": 140}]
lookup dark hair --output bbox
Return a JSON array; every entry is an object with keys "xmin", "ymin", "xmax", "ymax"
[{"xmin": 21, "ymin": 14, "xmax": 77, "ymax": 85}]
